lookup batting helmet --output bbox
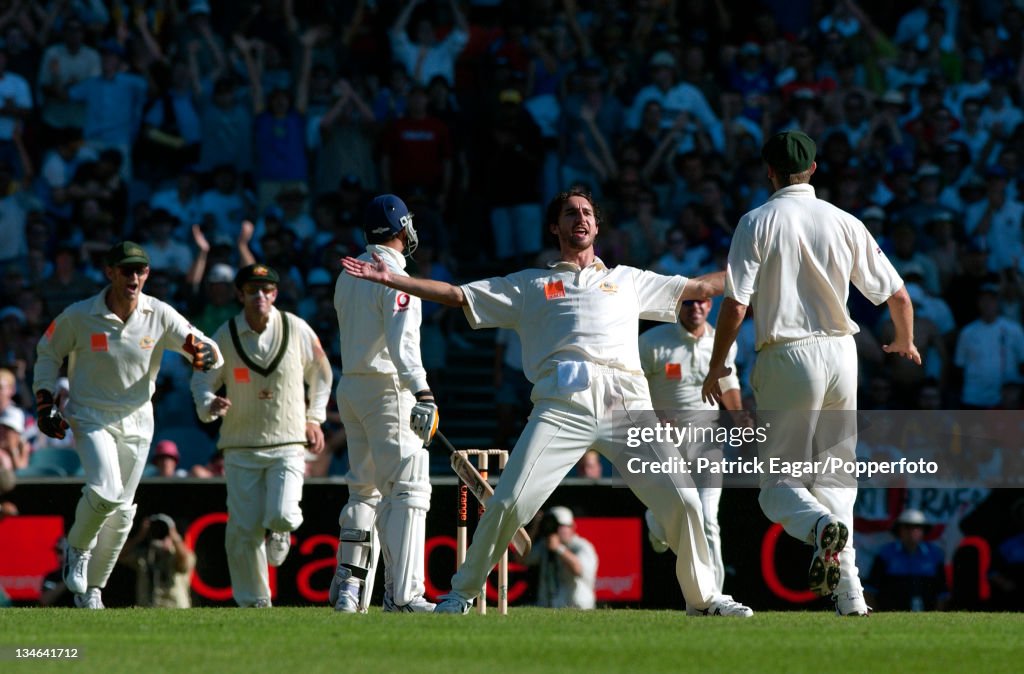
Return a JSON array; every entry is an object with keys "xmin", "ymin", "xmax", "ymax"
[{"xmin": 364, "ymin": 194, "xmax": 418, "ymax": 255}]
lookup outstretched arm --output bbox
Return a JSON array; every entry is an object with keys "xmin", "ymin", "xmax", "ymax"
[
  {"xmin": 681, "ymin": 270, "xmax": 725, "ymax": 300},
  {"xmin": 341, "ymin": 253, "xmax": 466, "ymax": 306}
]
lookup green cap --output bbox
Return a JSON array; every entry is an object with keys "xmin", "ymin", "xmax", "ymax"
[
  {"xmin": 761, "ymin": 131, "xmax": 817, "ymax": 173},
  {"xmin": 234, "ymin": 263, "xmax": 280, "ymax": 289},
  {"xmin": 105, "ymin": 241, "xmax": 150, "ymax": 267}
]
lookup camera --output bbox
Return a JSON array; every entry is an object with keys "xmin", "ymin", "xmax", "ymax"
[
  {"xmin": 538, "ymin": 512, "xmax": 560, "ymax": 538},
  {"xmin": 148, "ymin": 514, "xmax": 173, "ymax": 540}
]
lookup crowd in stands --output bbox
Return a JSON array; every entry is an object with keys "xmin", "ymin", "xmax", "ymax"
[{"xmin": 0, "ymin": 0, "xmax": 1020, "ymax": 479}]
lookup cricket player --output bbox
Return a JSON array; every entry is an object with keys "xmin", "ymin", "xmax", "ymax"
[
  {"xmin": 701, "ymin": 131, "xmax": 920, "ymax": 616},
  {"xmin": 342, "ymin": 189, "xmax": 754, "ymax": 617},
  {"xmin": 33, "ymin": 241, "xmax": 221, "ymax": 609},
  {"xmin": 638, "ymin": 297, "xmax": 746, "ymax": 594},
  {"xmin": 191, "ymin": 264, "xmax": 332, "ymax": 608},
  {"xmin": 330, "ymin": 194, "xmax": 438, "ymax": 613}
]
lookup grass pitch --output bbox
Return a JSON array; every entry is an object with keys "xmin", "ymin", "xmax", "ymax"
[{"xmin": 1, "ymin": 608, "xmax": 1021, "ymax": 674}]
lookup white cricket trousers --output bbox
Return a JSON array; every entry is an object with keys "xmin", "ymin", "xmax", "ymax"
[
  {"xmin": 224, "ymin": 446, "xmax": 306, "ymax": 607},
  {"xmin": 752, "ymin": 335, "xmax": 863, "ymax": 594},
  {"xmin": 450, "ymin": 367, "xmax": 721, "ymax": 609},
  {"xmin": 337, "ymin": 374, "xmax": 432, "ymax": 606},
  {"xmin": 67, "ymin": 403, "xmax": 153, "ymax": 589}
]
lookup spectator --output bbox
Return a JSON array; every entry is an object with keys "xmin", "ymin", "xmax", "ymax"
[
  {"xmin": 117, "ymin": 514, "xmax": 195, "ymax": 608},
  {"xmin": 379, "ymin": 84, "xmax": 453, "ymax": 212},
  {"xmin": 524, "ymin": 506, "xmax": 598, "ymax": 609},
  {"xmin": 389, "ymin": 0, "xmax": 469, "ymax": 88},
  {"xmin": 0, "ymin": 401, "xmax": 27, "ymax": 471},
  {"xmin": 0, "ymin": 46, "xmax": 32, "ymax": 175},
  {"xmin": 864, "ymin": 509, "xmax": 949, "ymax": 611},
  {"xmin": 141, "ymin": 209, "xmax": 193, "ymax": 274},
  {"xmin": 954, "ymin": 282, "xmax": 1024, "ymax": 408},
  {"xmin": 190, "ymin": 263, "xmax": 238, "ymax": 337},
  {"xmin": 197, "ymin": 164, "xmax": 254, "ymax": 240},
  {"xmin": 150, "ymin": 171, "xmax": 202, "ymax": 238},
  {"xmin": 574, "ymin": 449, "xmax": 603, "ymax": 479},
  {"xmin": 149, "ymin": 440, "xmax": 186, "ymax": 478},
  {"xmin": 963, "ymin": 166, "xmax": 1024, "ymax": 274}
]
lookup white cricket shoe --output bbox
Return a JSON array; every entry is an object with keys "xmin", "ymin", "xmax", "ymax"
[
  {"xmin": 834, "ymin": 591, "xmax": 871, "ymax": 617},
  {"xmin": 64, "ymin": 545, "xmax": 91, "ymax": 595},
  {"xmin": 266, "ymin": 532, "xmax": 291, "ymax": 567},
  {"xmin": 809, "ymin": 514, "xmax": 847, "ymax": 596},
  {"xmin": 644, "ymin": 510, "xmax": 669, "ymax": 554},
  {"xmin": 383, "ymin": 592, "xmax": 436, "ymax": 613},
  {"xmin": 334, "ymin": 580, "xmax": 362, "ymax": 613},
  {"xmin": 252, "ymin": 599, "xmax": 272, "ymax": 608},
  {"xmin": 74, "ymin": 587, "xmax": 104, "ymax": 609},
  {"xmin": 686, "ymin": 595, "xmax": 754, "ymax": 617},
  {"xmin": 433, "ymin": 593, "xmax": 472, "ymax": 614}
]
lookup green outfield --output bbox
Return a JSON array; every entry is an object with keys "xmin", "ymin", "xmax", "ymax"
[{"xmin": 2, "ymin": 609, "xmax": 1022, "ymax": 673}]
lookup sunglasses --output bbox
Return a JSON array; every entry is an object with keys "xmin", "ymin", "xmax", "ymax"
[
  {"xmin": 117, "ymin": 265, "xmax": 149, "ymax": 276},
  {"xmin": 682, "ymin": 299, "xmax": 708, "ymax": 306}
]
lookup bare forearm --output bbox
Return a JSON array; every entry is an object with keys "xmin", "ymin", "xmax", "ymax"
[
  {"xmin": 710, "ymin": 297, "xmax": 746, "ymax": 369},
  {"xmin": 886, "ymin": 285, "xmax": 915, "ymax": 343},
  {"xmin": 384, "ymin": 273, "xmax": 466, "ymax": 307},
  {"xmin": 682, "ymin": 271, "xmax": 725, "ymax": 300},
  {"xmin": 720, "ymin": 387, "xmax": 743, "ymax": 411}
]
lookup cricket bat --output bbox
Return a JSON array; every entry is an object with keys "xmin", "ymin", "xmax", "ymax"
[{"xmin": 437, "ymin": 431, "xmax": 532, "ymax": 557}]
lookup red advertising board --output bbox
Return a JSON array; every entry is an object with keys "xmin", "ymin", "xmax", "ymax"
[{"xmin": 0, "ymin": 516, "xmax": 65, "ymax": 600}]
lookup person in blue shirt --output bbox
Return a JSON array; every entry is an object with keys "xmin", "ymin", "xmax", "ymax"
[{"xmin": 865, "ymin": 508, "xmax": 949, "ymax": 611}]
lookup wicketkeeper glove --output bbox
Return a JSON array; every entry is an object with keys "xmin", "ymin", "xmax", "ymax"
[
  {"xmin": 36, "ymin": 390, "xmax": 69, "ymax": 440},
  {"xmin": 183, "ymin": 334, "xmax": 215, "ymax": 371},
  {"xmin": 410, "ymin": 390, "xmax": 440, "ymax": 447}
]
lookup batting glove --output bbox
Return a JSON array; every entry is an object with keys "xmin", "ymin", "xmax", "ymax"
[
  {"xmin": 410, "ymin": 390, "xmax": 439, "ymax": 447},
  {"xmin": 36, "ymin": 390, "xmax": 69, "ymax": 440},
  {"xmin": 183, "ymin": 334, "xmax": 215, "ymax": 371}
]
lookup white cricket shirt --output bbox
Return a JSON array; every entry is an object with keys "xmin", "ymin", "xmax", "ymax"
[
  {"xmin": 460, "ymin": 259, "xmax": 688, "ymax": 383},
  {"xmin": 726, "ymin": 184, "xmax": 903, "ymax": 351},
  {"xmin": 335, "ymin": 245, "xmax": 429, "ymax": 393},
  {"xmin": 639, "ymin": 322, "xmax": 739, "ymax": 410},
  {"xmin": 34, "ymin": 289, "xmax": 221, "ymax": 412}
]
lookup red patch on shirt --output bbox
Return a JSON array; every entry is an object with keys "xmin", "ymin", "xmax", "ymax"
[
  {"xmin": 665, "ymin": 363, "xmax": 682, "ymax": 380},
  {"xmin": 395, "ymin": 292, "xmax": 411, "ymax": 312},
  {"xmin": 90, "ymin": 333, "xmax": 108, "ymax": 352},
  {"xmin": 44, "ymin": 321, "xmax": 56, "ymax": 340},
  {"xmin": 544, "ymin": 280, "xmax": 566, "ymax": 300},
  {"xmin": 234, "ymin": 368, "xmax": 251, "ymax": 384}
]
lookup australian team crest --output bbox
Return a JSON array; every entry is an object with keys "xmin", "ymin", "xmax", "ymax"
[{"xmin": 139, "ymin": 336, "xmax": 155, "ymax": 350}]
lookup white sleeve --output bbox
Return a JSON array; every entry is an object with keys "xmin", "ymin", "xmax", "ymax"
[
  {"xmin": 461, "ymin": 275, "xmax": 524, "ymax": 330},
  {"xmin": 849, "ymin": 223, "xmax": 904, "ymax": 305},
  {"xmin": 633, "ymin": 269, "xmax": 689, "ymax": 322},
  {"xmin": 725, "ymin": 217, "xmax": 759, "ymax": 305},
  {"xmin": 297, "ymin": 317, "xmax": 332, "ymax": 424},
  {"xmin": 33, "ymin": 312, "xmax": 76, "ymax": 395}
]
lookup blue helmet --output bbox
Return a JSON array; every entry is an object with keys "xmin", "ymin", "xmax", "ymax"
[{"xmin": 364, "ymin": 194, "xmax": 418, "ymax": 255}]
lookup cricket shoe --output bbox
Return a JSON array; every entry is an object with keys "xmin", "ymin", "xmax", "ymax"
[
  {"xmin": 329, "ymin": 565, "xmax": 365, "ymax": 613},
  {"xmin": 252, "ymin": 599, "xmax": 272, "ymax": 608},
  {"xmin": 266, "ymin": 532, "xmax": 291, "ymax": 567},
  {"xmin": 808, "ymin": 514, "xmax": 848, "ymax": 596},
  {"xmin": 686, "ymin": 595, "xmax": 754, "ymax": 617},
  {"xmin": 644, "ymin": 510, "xmax": 669, "ymax": 554},
  {"xmin": 74, "ymin": 587, "xmax": 104, "ymax": 609},
  {"xmin": 433, "ymin": 593, "xmax": 473, "ymax": 614},
  {"xmin": 63, "ymin": 545, "xmax": 91, "ymax": 595},
  {"xmin": 383, "ymin": 593, "xmax": 436, "ymax": 613},
  {"xmin": 834, "ymin": 591, "xmax": 871, "ymax": 617}
]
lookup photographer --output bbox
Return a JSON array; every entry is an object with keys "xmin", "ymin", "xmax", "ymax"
[
  {"xmin": 524, "ymin": 506, "xmax": 598, "ymax": 609},
  {"xmin": 118, "ymin": 514, "xmax": 195, "ymax": 608}
]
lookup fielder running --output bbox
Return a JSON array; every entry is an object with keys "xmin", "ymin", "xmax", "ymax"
[
  {"xmin": 330, "ymin": 194, "xmax": 438, "ymax": 613},
  {"xmin": 342, "ymin": 189, "xmax": 753, "ymax": 617},
  {"xmin": 701, "ymin": 131, "xmax": 920, "ymax": 616},
  {"xmin": 33, "ymin": 241, "xmax": 222, "ymax": 609},
  {"xmin": 638, "ymin": 297, "xmax": 746, "ymax": 594},
  {"xmin": 191, "ymin": 264, "xmax": 332, "ymax": 608}
]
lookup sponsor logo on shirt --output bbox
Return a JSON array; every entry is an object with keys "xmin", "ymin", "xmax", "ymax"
[
  {"xmin": 258, "ymin": 389, "xmax": 274, "ymax": 400},
  {"xmin": 44, "ymin": 321, "xmax": 56, "ymax": 340},
  {"xmin": 665, "ymin": 363, "xmax": 682, "ymax": 380},
  {"xmin": 139, "ymin": 336, "xmax": 155, "ymax": 350},
  {"xmin": 395, "ymin": 293, "xmax": 411, "ymax": 312},
  {"xmin": 90, "ymin": 333, "xmax": 108, "ymax": 352},
  {"xmin": 234, "ymin": 368, "xmax": 251, "ymax": 384},
  {"xmin": 544, "ymin": 280, "xmax": 566, "ymax": 300},
  {"xmin": 599, "ymin": 281, "xmax": 618, "ymax": 294}
]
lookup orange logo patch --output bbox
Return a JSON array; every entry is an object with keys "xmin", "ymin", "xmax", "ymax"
[
  {"xmin": 91, "ymin": 333, "xmax": 108, "ymax": 352},
  {"xmin": 544, "ymin": 280, "xmax": 565, "ymax": 300},
  {"xmin": 44, "ymin": 321, "xmax": 56, "ymax": 340},
  {"xmin": 665, "ymin": 363, "xmax": 682, "ymax": 380},
  {"xmin": 234, "ymin": 368, "xmax": 251, "ymax": 383}
]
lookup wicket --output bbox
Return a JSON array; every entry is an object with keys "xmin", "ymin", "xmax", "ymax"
[{"xmin": 454, "ymin": 448, "xmax": 509, "ymax": 615}]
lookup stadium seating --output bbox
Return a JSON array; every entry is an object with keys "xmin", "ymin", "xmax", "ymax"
[
  {"xmin": 20, "ymin": 448, "xmax": 81, "ymax": 478},
  {"xmin": 150, "ymin": 426, "xmax": 215, "ymax": 471}
]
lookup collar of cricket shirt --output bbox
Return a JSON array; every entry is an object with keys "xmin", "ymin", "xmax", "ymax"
[
  {"xmin": 770, "ymin": 183, "xmax": 816, "ymax": 200},
  {"xmin": 92, "ymin": 287, "xmax": 154, "ymax": 318},
  {"xmin": 368, "ymin": 244, "xmax": 407, "ymax": 270},
  {"xmin": 549, "ymin": 257, "xmax": 608, "ymax": 272}
]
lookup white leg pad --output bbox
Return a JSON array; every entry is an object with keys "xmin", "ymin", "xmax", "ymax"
[{"xmin": 87, "ymin": 504, "xmax": 136, "ymax": 589}]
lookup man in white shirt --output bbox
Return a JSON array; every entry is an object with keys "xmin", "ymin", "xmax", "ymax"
[
  {"xmin": 702, "ymin": 131, "xmax": 920, "ymax": 616},
  {"xmin": 389, "ymin": 0, "xmax": 469, "ymax": 87},
  {"xmin": 330, "ymin": 194, "xmax": 438, "ymax": 613},
  {"xmin": 33, "ymin": 241, "xmax": 222, "ymax": 609},
  {"xmin": 342, "ymin": 189, "xmax": 753, "ymax": 618},
  {"xmin": 191, "ymin": 264, "xmax": 332, "ymax": 608},
  {"xmin": 639, "ymin": 297, "xmax": 745, "ymax": 594},
  {"xmin": 954, "ymin": 282, "xmax": 1024, "ymax": 408}
]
